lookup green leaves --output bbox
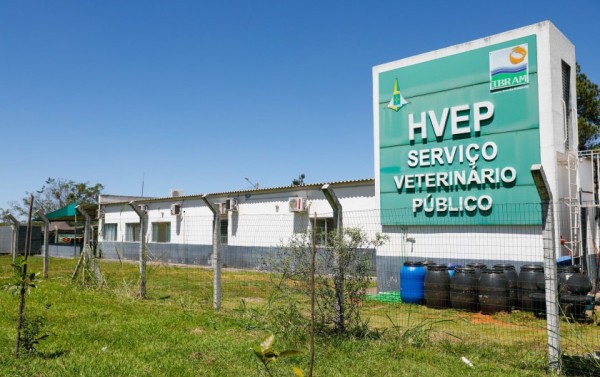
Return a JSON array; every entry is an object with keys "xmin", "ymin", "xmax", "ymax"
[
  {"xmin": 19, "ymin": 314, "xmax": 50, "ymax": 355},
  {"xmin": 252, "ymin": 333, "xmax": 302, "ymax": 376},
  {"xmin": 274, "ymin": 227, "xmax": 387, "ymax": 335},
  {"xmin": 4, "ymin": 177, "xmax": 104, "ymax": 219},
  {"xmin": 4, "ymin": 256, "xmax": 39, "ymax": 295},
  {"xmin": 577, "ymin": 63, "xmax": 600, "ymax": 150}
]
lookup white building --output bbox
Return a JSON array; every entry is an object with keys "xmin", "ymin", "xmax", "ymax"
[
  {"xmin": 98, "ymin": 21, "xmax": 599, "ymax": 292},
  {"xmin": 98, "ymin": 179, "xmax": 389, "ymax": 282}
]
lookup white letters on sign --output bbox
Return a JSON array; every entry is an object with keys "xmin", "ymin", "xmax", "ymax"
[{"xmin": 408, "ymin": 101, "xmax": 494, "ymax": 142}]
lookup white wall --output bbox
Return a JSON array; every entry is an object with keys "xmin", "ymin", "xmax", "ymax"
[{"xmin": 100, "ymin": 181, "xmax": 378, "ymax": 248}]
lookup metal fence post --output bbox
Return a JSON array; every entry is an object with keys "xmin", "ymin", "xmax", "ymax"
[
  {"xmin": 531, "ymin": 164, "xmax": 561, "ymax": 372},
  {"xmin": 202, "ymin": 194, "xmax": 221, "ymax": 310},
  {"xmin": 129, "ymin": 201, "xmax": 148, "ymax": 299},
  {"xmin": 321, "ymin": 184, "xmax": 343, "ymax": 233},
  {"xmin": 6, "ymin": 214, "xmax": 20, "ymax": 262},
  {"xmin": 37, "ymin": 211, "xmax": 50, "ymax": 278},
  {"xmin": 322, "ymin": 184, "xmax": 345, "ymax": 332}
]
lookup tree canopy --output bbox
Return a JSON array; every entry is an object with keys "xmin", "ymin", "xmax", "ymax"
[
  {"xmin": 3, "ymin": 178, "xmax": 104, "ymax": 219},
  {"xmin": 577, "ymin": 63, "xmax": 600, "ymax": 150},
  {"xmin": 292, "ymin": 173, "xmax": 306, "ymax": 186}
]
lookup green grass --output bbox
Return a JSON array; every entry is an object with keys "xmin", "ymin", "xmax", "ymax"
[{"xmin": 0, "ymin": 256, "xmax": 592, "ymax": 376}]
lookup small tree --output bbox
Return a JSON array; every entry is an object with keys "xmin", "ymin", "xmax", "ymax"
[
  {"xmin": 3, "ymin": 177, "xmax": 103, "ymax": 219},
  {"xmin": 292, "ymin": 174, "xmax": 306, "ymax": 186},
  {"xmin": 274, "ymin": 227, "xmax": 386, "ymax": 335},
  {"xmin": 577, "ymin": 63, "xmax": 600, "ymax": 150}
]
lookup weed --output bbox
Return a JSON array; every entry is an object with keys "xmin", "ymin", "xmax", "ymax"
[
  {"xmin": 252, "ymin": 333, "xmax": 303, "ymax": 377},
  {"xmin": 386, "ymin": 312, "xmax": 461, "ymax": 349},
  {"xmin": 233, "ymin": 299, "xmax": 270, "ymax": 331},
  {"xmin": 18, "ymin": 314, "xmax": 49, "ymax": 356}
]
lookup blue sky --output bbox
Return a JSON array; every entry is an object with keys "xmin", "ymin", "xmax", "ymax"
[{"xmin": 1, "ymin": 0, "xmax": 598, "ymax": 211}]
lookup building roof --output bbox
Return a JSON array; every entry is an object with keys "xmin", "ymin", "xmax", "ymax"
[{"xmin": 100, "ymin": 178, "xmax": 375, "ymax": 205}]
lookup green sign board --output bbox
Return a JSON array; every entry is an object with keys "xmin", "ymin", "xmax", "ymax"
[{"xmin": 378, "ymin": 35, "xmax": 541, "ymax": 225}]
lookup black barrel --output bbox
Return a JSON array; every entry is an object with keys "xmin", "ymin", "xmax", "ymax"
[
  {"xmin": 518, "ymin": 264, "xmax": 544, "ymax": 312},
  {"xmin": 421, "ymin": 261, "xmax": 437, "ymax": 306},
  {"xmin": 557, "ymin": 265, "xmax": 592, "ymax": 321},
  {"xmin": 466, "ymin": 263, "xmax": 487, "ymax": 281},
  {"xmin": 424, "ymin": 264, "xmax": 450, "ymax": 309},
  {"xmin": 450, "ymin": 267, "xmax": 478, "ymax": 311},
  {"xmin": 566, "ymin": 271, "xmax": 592, "ymax": 295},
  {"xmin": 558, "ymin": 265, "xmax": 578, "ymax": 295},
  {"xmin": 530, "ymin": 272, "xmax": 547, "ymax": 318},
  {"xmin": 493, "ymin": 264, "xmax": 518, "ymax": 309},
  {"xmin": 530, "ymin": 292, "xmax": 547, "ymax": 318},
  {"xmin": 479, "ymin": 268, "xmax": 510, "ymax": 314},
  {"xmin": 560, "ymin": 294, "xmax": 592, "ymax": 322}
]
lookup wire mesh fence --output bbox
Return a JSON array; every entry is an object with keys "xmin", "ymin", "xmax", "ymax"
[{"xmin": 4, "ymin": 201, "xmax": 597, "ymax": 373}]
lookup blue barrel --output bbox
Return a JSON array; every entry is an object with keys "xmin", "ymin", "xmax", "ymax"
[
  {"xmin": 447, "ymin": 263, "xmax": 460, "ymax": 278},
  {"xmin": 400, "ymin": 261, "xmax": 426, "ymax": 304}
]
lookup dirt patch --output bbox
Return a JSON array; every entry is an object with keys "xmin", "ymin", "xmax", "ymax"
[
  {"xmin": 241, "ymin": 297, "xmax": 266, "ymax": 303},
  {"xmin": 468, "ymin": 312, "xmax": 514, "ymax": 328}
]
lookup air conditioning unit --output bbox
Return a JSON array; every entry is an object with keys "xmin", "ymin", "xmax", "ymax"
[
  {"xmin": 226, "ymin": 199, "xmax": 239, "ymax": 212},
  {"xmin": 288, "ymin": 197, "xmax": 307, "ymax": 212},
  {"xmin": 219, "ymin": 202, "xmax": 228, "ymax": 215},
  {"xmin": 170, "ymin": 203, "xmax": 182, "ymax": 216}
]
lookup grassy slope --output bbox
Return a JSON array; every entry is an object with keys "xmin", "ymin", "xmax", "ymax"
[{"xmin": 0, "ymin": 256, "xmax": 559, "ymax": 376}]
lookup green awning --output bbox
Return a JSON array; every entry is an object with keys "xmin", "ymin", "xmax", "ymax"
[
  {"xmin": 45, "ymin": 203, "xmax": 78, "ymax": 220},
  {"xmin": 40, "ymin": 203, "xmax": 97, "ymax": 222}
]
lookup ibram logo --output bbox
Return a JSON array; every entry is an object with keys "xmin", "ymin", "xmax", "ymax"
[
  {"xmin": 387, "ymin": 79, "xmax": 409, "ymax": 111},
  {"xmin": 489, "ymin": 44, "xmax": 529, "ymax": 91}
]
